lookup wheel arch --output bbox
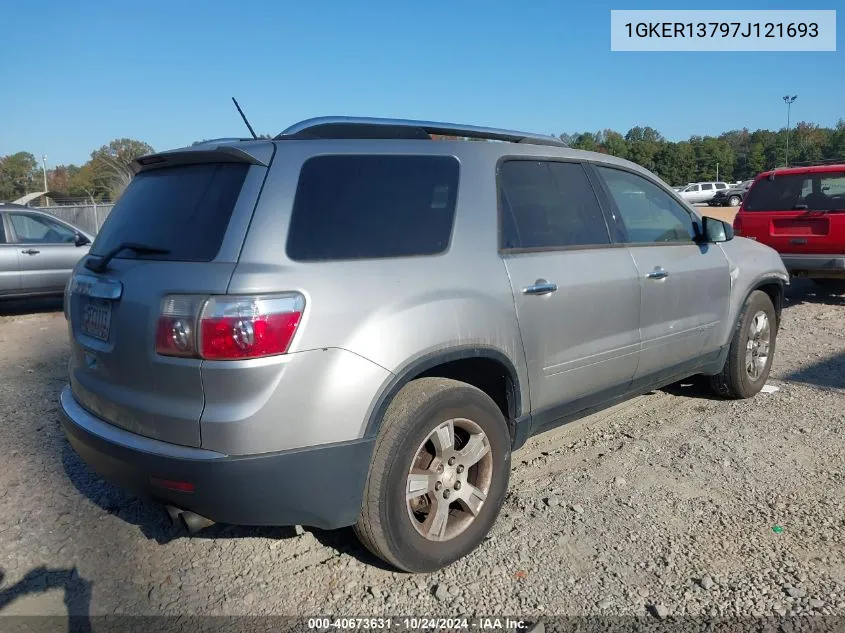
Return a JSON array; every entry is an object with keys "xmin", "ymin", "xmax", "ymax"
[{"xmin": 362, "ymin": 346, "xmax": 523, "ymax": 443}]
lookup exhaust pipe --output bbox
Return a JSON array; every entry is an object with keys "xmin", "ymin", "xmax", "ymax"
[
  {"xmin": 164, "ymin": 505, "xmax": 215, "ymax": 533},
  {"xmin": 180, "ymin": 511, "xmax": 215, "ymax": 533}
]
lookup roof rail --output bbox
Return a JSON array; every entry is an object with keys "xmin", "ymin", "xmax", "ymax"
[{"xmin": 275, "ymin": 116, "xmax": 568, "ymax": 148}]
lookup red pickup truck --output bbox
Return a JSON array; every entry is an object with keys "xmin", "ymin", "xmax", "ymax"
[{"xmin": 733, "ymin": 164, "xmax": 845, "ymax": 292}]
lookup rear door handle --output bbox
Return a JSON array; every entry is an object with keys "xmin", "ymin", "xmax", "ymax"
[
  {"xmin": 646, "ymin": 267, "xmax": 669, "ymax": 280},
  {"xmin": 21, "ymin": 248, "xmax": 40, "ymax": 255},
  {"xmin": 522, "ymin": 279, "xmax": 558, "ymax": 296}
]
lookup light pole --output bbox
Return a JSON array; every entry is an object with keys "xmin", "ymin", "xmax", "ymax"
[
  {"xmin": 783, "ymin": 95, "xmax": 797, "ymax": 167},
  {"xmin": 41, "ymin": 154, "xmax": 48, "ymax": 192}
]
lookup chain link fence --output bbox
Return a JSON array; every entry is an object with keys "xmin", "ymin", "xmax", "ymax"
[{"xmin": 36, "ymin": 204, "xmax": 114, "ymax": 236}]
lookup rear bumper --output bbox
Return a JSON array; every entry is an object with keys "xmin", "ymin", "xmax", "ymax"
[
  {"xmin": 59, "ymin": 385, "xmax": 374, "ymax": 529},
  {"xmin": 781, "ymin": 254, "xmax": 845, "ymax": 277}
]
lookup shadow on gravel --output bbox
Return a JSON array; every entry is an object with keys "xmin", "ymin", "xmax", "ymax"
[
  {"xmin": 0, "ymin": 566, "xmax": 92, "ymax": 630},
  {"xmin": 784, "ymin": 351, "xmax": 845, "ymax": 391},
  {"xmin": 660, "ymin": 375, "xmax": 723, "ymax": 401},
  {"xmin": 784, "ymin": 278, "xmax": 845, "ymax": 307},
  {"xmin": 0, "ymin": 297, "xmax": 64, "ymax": 316},
  {"xmin": 59, "ymin": 440, "xmax": 388, "ymax": 567}
]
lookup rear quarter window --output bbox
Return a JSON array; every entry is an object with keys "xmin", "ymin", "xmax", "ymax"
[
  {"xmin": 744, "ymin": 171, "xmax": 845, "ymax": 211},
  {"xmin": 286, "ymin": 155, "xmax": 459, "ymax": 261},
  {"xmin": 91, "ymin": 162, "xmax": 250, "ymax": 261}
]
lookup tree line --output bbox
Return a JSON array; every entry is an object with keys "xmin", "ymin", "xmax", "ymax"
[
  {"xmin": 2, "ymin": 119, "xmax": 844, "ymax": 203},
  {"xmin": 560, "ymin": 120, "xmax": 845, "ymax": 184},
  {"xmin": 0, "ymin": 138, "xmax": 154, "ymax": 203}
]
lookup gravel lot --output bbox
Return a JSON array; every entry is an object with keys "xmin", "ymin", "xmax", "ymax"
[{"xmin": 0, "ymin": 281, "xmax": 843, "ymax": 624}]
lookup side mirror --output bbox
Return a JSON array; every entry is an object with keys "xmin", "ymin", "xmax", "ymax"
[
  {"xmin": 700, "ymin": 216, "xmax": 734, "ymax": 243},
  {"xmin": 74, "ymin": 233, "xmax": 91, "ymax": 247}
]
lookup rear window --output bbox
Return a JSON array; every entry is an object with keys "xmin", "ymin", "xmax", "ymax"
[
  {"xmin": 91, "ymin": 163, "xmax": 249, "ymax": 261},
  {"xmin": 744, "ymin": 171, "xmax": 845, "ymax": 211},
  {"xmin": 286, "ymin": 155, "xmax": 459, "ymax": 261}
]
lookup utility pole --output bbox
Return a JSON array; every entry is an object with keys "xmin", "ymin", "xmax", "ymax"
[
  {"xmin": 41, "ymin": 155, "xmax": 49, "ymax": 206},
  {"xmin": 716, "ymin": 162, "xmax": 719, "ymax": 182},
  {"xmin": 783, "ymin": 95, "xmax": 798, "ymax": 167}
]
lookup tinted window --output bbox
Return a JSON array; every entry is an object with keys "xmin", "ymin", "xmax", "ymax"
[
  {"xmin": 287, "ymin": 155, "xmax": 458, "ymax": 261},
  {"xmin": 744, "ymin": 171, "xmax": 845, "ymax": 211},
  {"xmin": 715, "ymin": 183, "xmax": 727, "ymax": 189},
  {"xmin": 91, "ymin": 163, "xmax": 249, "ymax": 261},
  {"xmin": 701, "ymin": 183, "xmax": 714, "ymax": 191},
  {"xmin": 686, "ymin": 185, "xmax": 699, "ymax": 192},
  {"xmin": 0, "ymin": 218, "xmax": 6, "ymax": 244},
  {"xmin": 499, "ymin": 160, "xmax": 609, "ymax": 249},
  {"xmin": 597, "ymin": 167, "xmax": 696, "ymax": 244},
  {"xmin": 9, "ymin": 213, "xmax": 76, "ymax": 244}
]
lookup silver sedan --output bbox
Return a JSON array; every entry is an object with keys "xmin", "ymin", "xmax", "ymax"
[{"xmin": 0, "ymin": 204, "xmax": 93, "ymax": 299}]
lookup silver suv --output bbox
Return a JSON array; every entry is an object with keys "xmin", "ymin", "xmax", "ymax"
[{"xmin": 60, "ymin": 117, "xmax": 789, "ymax": 572}]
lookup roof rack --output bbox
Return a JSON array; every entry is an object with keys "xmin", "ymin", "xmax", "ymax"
[{"xmin": 275, "ymin": 116, "xmax": 568, "ymax": 148}]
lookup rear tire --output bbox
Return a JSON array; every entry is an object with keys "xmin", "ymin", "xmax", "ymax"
[
  {"xmin": 354, "ymin": 377, "xmax": 511, "ymax": 572},
  {"xmin": 710, "ymin": 290, "xmax": 777, "ymax": 399},
  {"xmin": 813, "ymin": 279, "xmax": 845, "ymax": 294}
]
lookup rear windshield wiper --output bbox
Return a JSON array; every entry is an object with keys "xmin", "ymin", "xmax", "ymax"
[
  {"xmin": 794, "ymin": 205, "xmax": 845, "ymax": 214},
  {"xmin": 85, "ymin": 242, "xmax": 171, "ymax": 273}
]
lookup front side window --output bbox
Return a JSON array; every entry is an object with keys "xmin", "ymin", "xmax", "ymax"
[
  {"xmin": 597, "ymin": 167, "xmax": 696, "ymax": 244},
  {"xmin": 498, "ymin": 160, "xmax": 610, "ymax": 250},
  {"xmin": 9, "ymin": 213, "xmax": 76, "ymax": 244},
  {"xmin": 287, "ymin": 155, "xmax": 459, "ymax": 261},
  {"xmin": 685, "ymin": 185, "xmax": 700, "ymax": 192}
]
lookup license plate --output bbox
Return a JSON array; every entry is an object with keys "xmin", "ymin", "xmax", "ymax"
[{"xmin": 82, "ymin": 299, "xmax": 111, "ymax": 341}]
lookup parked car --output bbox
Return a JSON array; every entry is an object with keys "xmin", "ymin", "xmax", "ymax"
[
  {"xmin": 0, "ymin": 203, "xmax": 93, "ymax": 300},
  {"xmin": 734, "ymin": 164, "xmax": 845, "ymax": 292},
  {"xmin": 59, "ymin": 117, "xmax": 789, "ymax": 572},
  {"xmin": 710, "ymin": 180, "xmax": 755, "ymax": 207},
  {"xmin": 678, "ymin": 182, "xmax": 730, "ymax": 204}
]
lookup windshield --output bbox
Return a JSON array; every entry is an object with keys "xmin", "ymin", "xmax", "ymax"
[{"xmin": 743, "ymin": 171, "xmax": 845, "ymax": 211}]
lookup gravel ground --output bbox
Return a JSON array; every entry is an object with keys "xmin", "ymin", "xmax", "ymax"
[{"xmin": 0, "ymin": 282, "xmax": 843, "ymax": 625}]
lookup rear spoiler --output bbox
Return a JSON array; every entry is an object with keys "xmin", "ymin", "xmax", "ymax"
[{"xmin": 131, "ymin": 142, "xmax": 275, "ymax": 174}]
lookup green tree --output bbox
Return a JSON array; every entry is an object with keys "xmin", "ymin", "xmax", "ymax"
[
  {"xmin": 89, "ymin": 138, "xmax": 154, "ymax": 200},
  {"xmin": 0, "ymin": 152, "xmax": 40, "ymax": 201},
  {"xmin": 625, "ymin": 127, "xmax": 663, "ymax": 172},
  {"xmin": 598, "ymin": 130, "xmax": 628, "ymax": 158}
]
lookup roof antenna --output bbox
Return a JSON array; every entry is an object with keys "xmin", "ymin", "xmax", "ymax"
[{"xmin": 232, "ymin": 97, "xmax": 258, "ymax": 139}]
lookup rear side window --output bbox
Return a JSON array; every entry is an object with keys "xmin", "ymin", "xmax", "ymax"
[
  {"xmin": 744, "ymin": 172, "xmax": 845, "ymax": 211},
  {"xmin": 498, "ymin": 160, "xmax": 610, "ymax": 250},
  {"xmin": 91, "ymin": 163, "xmax": 249, "ymax": 261},
  {"xmin": 286, "ymin": 155, "xmax": 459, "ymax": 261}
]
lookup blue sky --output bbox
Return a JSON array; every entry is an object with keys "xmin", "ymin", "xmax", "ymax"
[{"xmin": 1, "ymin": 0, "xmax": 842, "ymax": 166}]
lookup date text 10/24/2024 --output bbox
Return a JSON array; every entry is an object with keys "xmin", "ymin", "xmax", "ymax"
[{"xmin": 306, "ymin": 618, "xmax": 534, "ymax": 631}]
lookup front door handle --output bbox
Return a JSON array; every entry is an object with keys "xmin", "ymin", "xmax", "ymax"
[
  {"xmin": 522, "ymin": 279, "xmax": 558, "ymax": 296},
  {"xmin": 21, "ymin": 248, "xmax": 40, "ymax": 255},
  {"xmin": 646, "ymin": 267, "xmax": 669, "ymax": 280}
]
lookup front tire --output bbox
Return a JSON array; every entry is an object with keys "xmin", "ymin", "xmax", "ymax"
[
  {"xmin": 710, "ymin": 290, "xmax": 777, "ymax": 399},
  {"xmin": 355, "ymin": 378, "xmax": 511, "ymax": 572},
  {"xmin": 728, "ymin": 195, "xmax": 741, "ymax": 206}
]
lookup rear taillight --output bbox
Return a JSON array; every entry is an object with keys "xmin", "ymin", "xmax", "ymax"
[
  {"xmin": 155, "ymin": 295, "xmax": 206, "ymax": 357},
  {"xmin": 733, "ymin": 213, "xmax": 743, "ymax": 236},
  {"xmin": 155, "ymin": 293, "xmax": 305, "ymax": 360},
  {"xmin": 198, "ymin": 294, "xmax": 304, "ymax": 360}
]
